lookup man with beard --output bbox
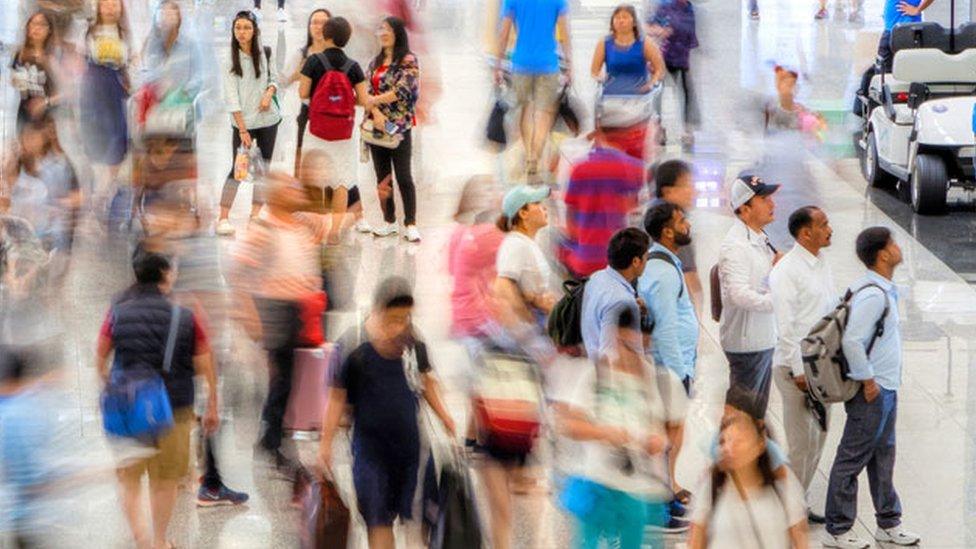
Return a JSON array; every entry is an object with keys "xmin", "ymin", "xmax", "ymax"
[{"xmin": 637, "ymin": 201, "xmax": 697, "ymax": 532}]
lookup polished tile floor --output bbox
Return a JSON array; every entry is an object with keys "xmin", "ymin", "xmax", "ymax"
[{"xmin": 3, "ymin": 0, "xmax": 976, "ymax": 547}]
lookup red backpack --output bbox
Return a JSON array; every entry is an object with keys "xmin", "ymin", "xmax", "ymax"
[{"xmin": 308, "ymin": 54, "xmax": 356, "ymax": 141}]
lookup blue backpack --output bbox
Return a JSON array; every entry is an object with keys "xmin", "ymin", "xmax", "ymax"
[{"xmin": 101, "ymin": 303, "xmax": 180, "ymax": 440}]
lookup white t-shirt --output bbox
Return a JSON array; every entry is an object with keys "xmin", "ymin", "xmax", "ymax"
[
  {"xmin": 495, "ymin": 231, "xmax": 552, "ymax": 298},
  {"xmin": 691, "ymin": 471, "xmax": 806, "ymax": 549},
  {"xmin": 557, "ymin": 360, "xmax": 669, "ymax": 499}
]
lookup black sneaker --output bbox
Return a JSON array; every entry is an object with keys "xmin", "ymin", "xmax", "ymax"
[
  {"xmin": 197, "ymin": 484, "xmax": 250, "ymax": 507},
  {"xmin": 647, "ymin": 517, "xmax": 690, "ymax": 534},
  {"xmin": 808, "ymin": 510, "xmax": 826, "ymax": 524}
]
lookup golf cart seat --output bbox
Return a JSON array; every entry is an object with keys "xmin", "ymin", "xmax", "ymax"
[
  {"xmin": 890, "ymin": 22, "xmax": 952, "ymax": 55},
  {"xmin": 893, "ymin": 48, "xmax": 976, "ymax": 86},
  {"xmin": 955, "ymin": 22, "xmax": 976, "ymax": 50}
]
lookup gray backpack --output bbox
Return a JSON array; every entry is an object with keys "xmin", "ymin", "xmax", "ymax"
[{"xmin": 800, "ymin": 284, "xmax": 889, "ymax": 403}]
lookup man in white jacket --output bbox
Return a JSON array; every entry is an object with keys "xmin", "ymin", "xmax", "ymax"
[
  {"xmin": 718, "ymin": 173, "xmax": 780, "ymax": 416},
  {"xmin": 769, "ymin": 205, "xmax": 835, "ymax": 524}
]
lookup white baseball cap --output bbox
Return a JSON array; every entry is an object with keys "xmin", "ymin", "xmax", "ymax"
[{"xmin": 730, "ymin": 172, "xmax": 780, "ymax": 211}]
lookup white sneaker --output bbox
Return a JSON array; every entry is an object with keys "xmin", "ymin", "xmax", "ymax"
[
  {"xmin": 822, "ymin": 531, "xmax": 870, "ymax": 549},
  {"xmin": 216, "ymin": 219, "xmax": 235, "ymax": 237},
  {"xmin": 372, "ymin": 222, "xmax": 398, "ymax": 237},
  {"xmin": 276, "ymin": 7, "xmax": 287, "ymax": 22},
  {"xmin": 404, "ymin": 225, "xmax": 421, "ymax": 242},
  {"xmin": 875, "ymin": 526, "xmax": 921, "ymax": 546},
  {"xmin": 354, "ymin": 219, "xmax": 372, "ymax": 233}
]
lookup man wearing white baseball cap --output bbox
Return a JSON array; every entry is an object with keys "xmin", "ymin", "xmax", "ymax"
[{"xmin": 717, "ymin": 172, "xmax": 782, "ymax": 417}]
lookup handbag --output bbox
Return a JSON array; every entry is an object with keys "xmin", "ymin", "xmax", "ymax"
[
  {"xmin": 472, "ymin": 352, "xmax": 541, "ymax": 455},
  {"xmin": 429, "ymin": 463, "xmax": 484, "ymax": 549},
  {"xmin": 297, "ymin": 291, "xmax": 328, "ymax": 347},
  {"xmin": 140, "ymin": 87, "xmax": 195, "ymax": 138},
  {"xmin": 360, "ymin": 119, "xmax": 403, "ymax": 149},
  {"xmin": 100, "ymin": 303, "xmax": 180, "ymax": 440},
  {"xmin": 597, "ymin": 88, "xmax": 658, "ymax": 129},
  {"xmin": 300, "ymin": 474, "xmax": 350, "ymax": 549}
]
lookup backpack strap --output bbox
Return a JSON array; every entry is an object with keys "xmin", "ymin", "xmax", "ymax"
[
  {"xmin": 647, "ymin": 250, "xmax": 684, "ymax": 299},
  {"xmin": 316, "ymin": 52, "xmax": 333, "ymax": 72},
  {"xmin": 852, "ymin": 283, "xmax": 890, "ymax": 356},
  {"xmin": 162, "ymin": 303, "xmax": 181, "ymax": 374}
]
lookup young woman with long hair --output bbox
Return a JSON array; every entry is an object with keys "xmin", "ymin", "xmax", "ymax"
[
  {"xmin": 365, "ymin": 16, "xmax": 422, "ymax": 242},
  {"xmin": 216, "ymin": 10, "xmax": 281, "ymax": 237},
  {"xmin": 11, "ymin": 11, "xmax": 59, "ymax": 131}
]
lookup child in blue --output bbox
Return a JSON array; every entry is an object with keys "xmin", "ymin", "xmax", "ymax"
[{"xmin": 319, "ymin": 277, "xmax": 456, "ymax": 549}]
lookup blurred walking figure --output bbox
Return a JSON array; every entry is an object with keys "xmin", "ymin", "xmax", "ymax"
[
  {"xmin": 80, "ymin": 0, "xmax": 132, "ymax": 217},
  {"xmin": 591, "ymin": 5, "xmax": 664, "ymax": 95},
  {"xmin": 299, "ymin": 16, "xmax": 371, "ymax": 244},
  {"xmin": 650, "ymin": 159, "xmax": 702, "ymax": 309},
  {"xmin": 319, "ymin": 277, "xmax": 456, "ymax": 549},
  {"xmin": 95, "ymin": 249, "xmax": 220, "ymax": 549},
  {"xmin": 253, "ymin": 0, "xmax": 289, "ymax": 23},
  {"xmin": 139, "ymin": 1, "xmax": 202, "ymax": 101},
  {"xmin": 217, "ymin": 10, "xmax": 281, "ymax": 237},
  {"xmin": 365, "ymin": 17, "xmax": 422, "ymax": 242},
  {"xmin": 231, "ymin": 173, "xmax": 325, "ymax": 466},
  {"xmin": 282, "ymin": 8, "xmax": 331, "ymax": 175},
  {"xmin": 822, "ymin": 228, "xmax": 919, "ymax": 549},
  {"xmin": 495, "ymin": 0, "xmax": 572, "ymax": 180},
  {"xmin": 647, "ymin": 0, "xmax": 700, "ymax": 147},
  {"xmin": 11, "ymin": 11, "xmax": 60, "ymax": 132},
  {"xmin": 769, "ymin": 206, "xmax": 835, "ymax": 525},
  {"xmin": 687, "ymin": 407, "xmax": 809, "ymax": 548},
  {"xmin": 556, "ymin": 308, "xmax": 669, "ymax": 549}
]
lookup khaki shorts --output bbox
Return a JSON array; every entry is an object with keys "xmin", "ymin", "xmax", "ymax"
[
  {"xmin": 118, "ymin": 407, "xmax": 194, "ymax": 483},
  {"xmin": 513, "ymin": 73, "xmax": 561, "ymax": 113}
]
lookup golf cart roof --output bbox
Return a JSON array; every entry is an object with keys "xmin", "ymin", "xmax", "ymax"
[{"xmin": 893, "ymin": 48, "xmax": 976, "ymax": 84}]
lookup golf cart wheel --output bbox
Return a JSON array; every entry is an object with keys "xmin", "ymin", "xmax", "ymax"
[
  {"xmin": 861, "ymin": 131, "xmax": 896, "ymax": 188},
  {"xmin": 911, "ymin": 153, "xmax": 948, "ymax": 214}
]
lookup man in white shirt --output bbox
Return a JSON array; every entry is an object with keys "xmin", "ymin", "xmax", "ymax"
[
  {"xmin": 769, "ymin": 206, "xmax": 835, "ymax": 525},
  {"xmin": 718, "ymin": 173, "xmax": 781, "ymax": 416}
]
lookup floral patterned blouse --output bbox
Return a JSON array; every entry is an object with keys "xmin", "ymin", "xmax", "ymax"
[{"xmin": 368, "ymin": 52, "xmax": 420, "ymax": 133}]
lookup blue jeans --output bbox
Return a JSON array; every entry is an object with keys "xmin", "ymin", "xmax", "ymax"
[
  {"xmin": 725, "ymin": 349, "xmax": 774, "ymax": 417},
  {"xmin": 825, "ymin": 387, "xmax": 902, "ymax": 535}
]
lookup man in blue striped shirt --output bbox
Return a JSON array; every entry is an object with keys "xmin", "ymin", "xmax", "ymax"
[{"xmin": 823, "ymin": 227, "xmax": 919, "ymax": 549}]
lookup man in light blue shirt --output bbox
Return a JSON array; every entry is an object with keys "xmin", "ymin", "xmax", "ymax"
[
  {"xmin": 581, "ymin": 228, "xmax": 650, "ymax": 361},
  {"xmin": 823, "ymin": 227, "xmax": 919, "ymax": 549},
  {"xmin": 639, "ymin": 202, "xmax": 698, "ymax": 387}
]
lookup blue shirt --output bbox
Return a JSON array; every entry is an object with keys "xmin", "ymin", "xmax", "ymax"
[
  {"xmin": 503, "ymin": 0, "xmax": 567, "ymax": 74},
  {"xmin": 638, "ymin": 243, "xmax": 699, "ymax": 380},
  {"xmin": 581, "ymin": 267, "xmax": 641, "ymax": 361},
  {"xmin": 884, "ymin": 0, "xmax": 922, "ymax": 31},
  {"xmin": 841, "ymin": 271, "xmax": 902, "ymax": 391}
]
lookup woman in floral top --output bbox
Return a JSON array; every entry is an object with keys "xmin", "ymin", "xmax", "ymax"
[{"xmin": 365, "ymin": 16, "xmax": 422, "ymax": 242}]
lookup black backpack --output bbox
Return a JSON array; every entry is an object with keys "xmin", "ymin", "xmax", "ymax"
[{"xmin": 547, "ymin": 277, "xmax": 587, "ymax": 347}]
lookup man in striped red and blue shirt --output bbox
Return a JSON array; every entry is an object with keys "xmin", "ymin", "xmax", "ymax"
[{"xmin": 559, "ymin": 135, "xmax": 645, "ymax": 279}]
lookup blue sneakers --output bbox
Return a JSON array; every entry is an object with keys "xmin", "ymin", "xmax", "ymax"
[{"xmin": 196, "ymin": 484, "xmax": 250, "ymax": 507}]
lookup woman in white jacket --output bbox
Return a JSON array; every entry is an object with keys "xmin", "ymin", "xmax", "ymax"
[{"xmin": 216, "ymin": 10, "xmax": 281, "ymax": 237}]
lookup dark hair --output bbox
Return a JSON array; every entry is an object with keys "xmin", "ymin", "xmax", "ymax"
[
  {"xmin": 16, "ymin": 11, "xmax": 56, "ymax": 65},
  {"xmin": 615, "ymin": 306, "xmax": 638, "ymax": 331},
  {"xmin": 132, "ymin": 248, "xmax": 171, "ymax": 285},
  {"xmin": 87, "ymin": 0, "xmax": 131, "ymax": 46},
  {"xmin": 787, "ymin": 205, "xmax": 819, "ymax": 239},
  {"xmin": 610, "ymin": 4, "xmax": 641, "ymax": 40},
  {"xmin": 607, "ymin": 228, "xmax": 650, "ymax": 270},
  {"xmin": 653, "ymin": 159, "xmax": 692, "ymax": 199},
  {"xmin": 230, "ymin": 11, "xmax": 262, "ymax": 78},
  {"xmin": 373, "ymin": 16, "xmax": 411, "ymax": 69},
  {"xmin": 302, "ymin": 8, "xmax": 331, "ymax": 56},
  {"xmin": 855, "ymin": 226, "xmax": 892, "ymax": 268},
  {"xmin": 323, "ymin": 16, "xmax": 352, "ymax": 48},
  {"xmin": 374, "ymin": 276, "xmax": 415, "ymax": 310},
  {"xmin": 643, "ymin": 202, "xmax": 681, "ymax": 241},
  {"xmin": 710, "ymin": 413, "xmax": 777, "ymax": 505}
]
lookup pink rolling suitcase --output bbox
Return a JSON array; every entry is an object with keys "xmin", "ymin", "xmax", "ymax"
[{"xmin": 284, "ymin": 343, "xmax": 337, "ymax": 434}]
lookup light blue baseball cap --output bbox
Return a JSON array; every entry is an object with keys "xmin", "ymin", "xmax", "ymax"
[{"xmin": 502, "ymin": 185, "xmax": 550, "ymax": 224}]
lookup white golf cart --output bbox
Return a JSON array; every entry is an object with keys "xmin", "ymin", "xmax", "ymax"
[{"xmin": 856, "ymin": 22, "xmax": 976, "ymax": 214}]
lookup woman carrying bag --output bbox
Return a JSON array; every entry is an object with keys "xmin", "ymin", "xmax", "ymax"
[
  {"xmin": 217, "ymin": 10, "xmax": 281, "ymax": 237},
  {"xmin": 364, "ymin": 17, "xmax": 422, "ymax": 242}
]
